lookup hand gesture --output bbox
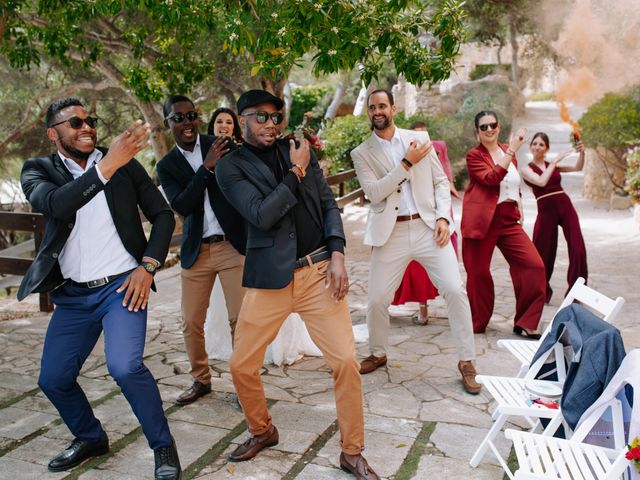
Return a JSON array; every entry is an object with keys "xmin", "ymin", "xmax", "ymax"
[
  {"xmin": 116, "ymin": 266, "xmax": 154, "ymax": 312},
  {"xmin": 101, "ymin": 120, "xmax": 151, "ymax": 179},
  {"xmin": 508, "ymin": 127, "xmax": 528, "ymax": 153},
  {"xmin": 405, "ymin": 140, "xmax": 432, "ymax": 166},
  {"xmin": 289, "ymin": 138, "xmax": 310, "ymax": 170},
  {"xmin": 325, "ymin": 252, "xmax": 349, "ymax": 302},
  {"xmin": 433, "ymin": 218, "xmax": 450, "ymax": 247},
  {"xmin": 204, "ymin": 136, "xmax": 230, "ymax": 170}
]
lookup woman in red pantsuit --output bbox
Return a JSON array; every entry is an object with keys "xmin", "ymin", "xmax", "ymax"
[
  {"xmin": 461, "ymin": 111, "xmax": 546, "ymax": 338},
  {"xmin": 392, "ymin": 135, "xmax": 461, "ymax": 325},
  {"xmin": 521, "ymin": 132, "xmax": 587, "ymax": 303}
]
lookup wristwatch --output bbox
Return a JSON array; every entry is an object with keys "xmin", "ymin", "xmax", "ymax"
[{"xmin": 140, "ymin": 260, "xmax": 158, "ymax": 276}]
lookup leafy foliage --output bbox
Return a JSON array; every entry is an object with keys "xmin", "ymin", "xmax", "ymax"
[
  {"xmin": 322, "ymin": 115, "xmax": 371, "ymax": 175},
  {"xmin": 579, "ymin": 92, "xmax": 640, "ymax": 154},
  {"xmin": 468, "ymin": 64, "xmax": 511, "ymax": 81},
  {"xmin": 626, "ymin": 145, "xmax": 640, "ymax": 203},
  {"xmin": 289, "ymin": 85, "xmax": 332, "ymax": 132},
  {"xmin": 220, "ymin": 0, "xmax": 468, "ymax": 87}
]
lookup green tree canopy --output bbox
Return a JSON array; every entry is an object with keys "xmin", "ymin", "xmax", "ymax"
[{"xmin": 1, "ymin": 0, "xmax": 467, "ymax": 161}]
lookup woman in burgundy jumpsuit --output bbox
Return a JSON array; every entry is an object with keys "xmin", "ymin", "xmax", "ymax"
[{"xmin": 521, "ymin": 132, "xmax": 587, "ymax": 303}]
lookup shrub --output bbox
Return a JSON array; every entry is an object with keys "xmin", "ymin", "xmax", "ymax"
[
  {"xmin": 626, "ymin": 145, "xmax": 640, "ymax": 203},
  {"xmin": 322, "ymin": 115, "xmax": 371, "ymax": 174},
  {"xmin": 579, "ymin": 92, "xmax": 640, "ymax": 155},
  {"xmin": 468, "ymin": 64, "xmax": 511, "ymax": 81},
  {"xmin": 457, "ymin": 81, "xmax": 514, "ymax": 144},
  {"xmin": 289, "ymin": 84, "xmax": 331, "ymax": 132}
]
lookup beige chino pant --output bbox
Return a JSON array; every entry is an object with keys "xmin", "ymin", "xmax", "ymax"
[
  {"xmin": 367, "ymin": 219, "xmax": 476, "ymax": 361},
  {"xmin": 181, "ymin": 241, "xmax": 245, "ymax": 384},
  {"xmin": 229, "ymin": 258, "xmax": 365, "ymax": 455}
]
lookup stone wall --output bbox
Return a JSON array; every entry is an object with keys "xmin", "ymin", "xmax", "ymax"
[{"xmin": 582, "ymin": 147, "xmax": 626, "ymax": 201}]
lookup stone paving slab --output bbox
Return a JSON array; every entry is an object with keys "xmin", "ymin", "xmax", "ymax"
[{"xmin": 1, "ymin": 101, "xmax": 639, "ymax": 479}]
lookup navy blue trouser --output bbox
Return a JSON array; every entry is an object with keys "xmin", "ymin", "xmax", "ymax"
[{"xmin": 38, "ymin": 276, "xmax": 172, "ymax": 449}]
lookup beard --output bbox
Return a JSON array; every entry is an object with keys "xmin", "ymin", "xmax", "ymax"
[
  {"xmin": 370, "ymin": 115, "xmax": 390, "ymax": 131},
  {"xmin": 60, "ymin": 137, "xmax": 95, "ymax": 161}
]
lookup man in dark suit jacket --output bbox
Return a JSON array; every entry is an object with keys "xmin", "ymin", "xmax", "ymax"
[
  {"xmin": 18, "ymin": 98, "xmax": 180, "ymax": 480},
  {"xmin": 215, "ymin": 89, "xmax": 379, "ymax": 479},
  {"xmin": 156, "ymin": 95, "xmax": 246, "ymax": 406}
]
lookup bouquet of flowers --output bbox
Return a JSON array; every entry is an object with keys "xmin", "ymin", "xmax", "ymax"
[
  {"xmin": 288, "ymin": 112, "xmax": 326, "ymax": 161},
  {"xmin": 626, "ymin": 436, "xmax": 640, "ymax": 473}
]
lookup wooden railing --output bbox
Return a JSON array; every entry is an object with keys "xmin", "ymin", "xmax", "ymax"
[
  {"xmin": 325, "ymin": 169, "xmax": 365, "ymax": 209},
  {"xmin": 0, "ymin": 211, "xmax": 51, "ymax": 311}
]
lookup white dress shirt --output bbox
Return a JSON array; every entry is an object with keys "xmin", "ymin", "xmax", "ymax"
[
  {"xmin": 374, "ymin": 128, "xmax": 419, "ymax": 216},
  {"xmin": 495, "ymin": 149, "xmax": 521, "ymax": 204},
  {"xmin": 57, "ymin": 149, "xmax": 139, "ymax": 282},
  {"xmin": 176, "ymin": 135, "xmax": 224, "ymax": 237}
]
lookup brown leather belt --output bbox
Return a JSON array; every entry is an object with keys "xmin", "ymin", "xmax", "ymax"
[
  {"xmin": 202, "ymin": 234, "xmax": 226, "ymax": 244},
  {"xmin": 396, "ymin": 213, "xmax": 420, "ymax": 222}
]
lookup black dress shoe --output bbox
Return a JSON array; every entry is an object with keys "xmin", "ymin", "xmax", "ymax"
[
  {"xmin": 48, "ymin": 431, "xmax": 109, "ymax": 472},
  {"xmin": 175, "ymin": 380, "xmax": 211, "ymax": 405},
  {"xmin": 513, "ymin": 326, "xmax": 542, "ymax": 340},
  {"xmin": 154, "ymin": 439, "xmax": 181, "ymax": 480}
]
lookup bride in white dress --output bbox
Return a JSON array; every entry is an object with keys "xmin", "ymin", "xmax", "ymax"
[{"xmin": 204, "ymin": 278, "xmax": 322, "ymax": 366}]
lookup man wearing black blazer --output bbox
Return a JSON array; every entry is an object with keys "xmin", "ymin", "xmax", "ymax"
[
  {"xmin": 157, "ymin": 95, "xmax": 246, "ymax": 406},
  {"xmin": 18, "ymin": 98, "xmax": 180, "ymax": 480},
  {"xmin": 215, "ymin": 90, "xmax": 379, "ymax": 479}
]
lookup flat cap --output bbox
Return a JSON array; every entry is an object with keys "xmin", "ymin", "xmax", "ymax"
[{"xmin": 237, "ymin": 89, "xmax": 284, "ymax": 114}]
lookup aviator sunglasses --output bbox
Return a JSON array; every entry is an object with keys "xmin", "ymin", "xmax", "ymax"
[
  {"xmin": 478, "ymin": 122, "xmax": 499, "ymax": 132},
  {"xmin": 241, "ymin": 111, "xmax": 284, "ymax": 125},
  {"xmin": 49, "ymin": 116, "xmax": 98, "ymax": 129},
  {"xmin": 166, "ymin": 111, "xmax": 199, "ymax": 123}
]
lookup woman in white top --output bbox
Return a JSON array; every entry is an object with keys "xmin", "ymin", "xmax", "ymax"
[{"xmin": 460, "ymin": 111, "xmax": 546, "ymax": 339}]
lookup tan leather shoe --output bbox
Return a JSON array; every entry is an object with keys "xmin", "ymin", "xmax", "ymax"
[
  {"xmin": 340, "ymin": 452, "xmax": 380, "ymax": 479},
  {"xmin": 359, "ymin": 355, "xmax": 387, "ymax": 375},
  {"xmin": 228, "ymin": 425, "xmax": 279, "ymax": 462},
  {"xmin": 176, "ymin": 380, "xmax": 211, "ymax": 405},
  {"xmin": 458, "ymin": 360, "xmax": 481, "ymax": 394}
]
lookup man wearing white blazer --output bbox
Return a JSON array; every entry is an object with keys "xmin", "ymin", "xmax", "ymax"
[{"xmin": 351, "ymin": 89, "xmax": 480, "ymax": 394}]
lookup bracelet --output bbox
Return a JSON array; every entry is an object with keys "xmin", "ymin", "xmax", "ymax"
[
  {"xmin": 289, "ymin": 168, "xmax": 302, "ymax": 183},
  {"xmin": 401, "ymin": 158, "xmax": 413, "ymax": 169},
  {"xmin": 506, "ymin": 149, "xmax": 515, "ymax": 156},
  {"xmin": 291, "ymin": 163, "xmax": 306, "ymax": 178}
]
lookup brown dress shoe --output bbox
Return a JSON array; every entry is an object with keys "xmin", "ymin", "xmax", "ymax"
[
  {"xmin": 175, "ymin": 380, "xmax": 212, "ymax": 405},
  {"xmin": 359, "ymin": 355, "xmax": 387, "ymax": 375},
  {"xmin": 228, "ymin": 425, "xmax": 279, "ymax": 462},
  {"xmin": 340, "ymin": 452, "xmax": 380, "ymax": 479},
  {"xmin": 458, "ymin": 360, "xmax": 481, "ymax": 395}
]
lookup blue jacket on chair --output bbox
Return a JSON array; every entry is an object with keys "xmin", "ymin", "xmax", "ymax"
[{"xmin": 531, "ymin": 303, "xmax": 626, "ymax": 429}]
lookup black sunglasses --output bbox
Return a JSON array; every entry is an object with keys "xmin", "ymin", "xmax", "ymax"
[
  {"xmin": 478, "ymin": 122, "xmax": 499, "ymax": 132},
  {"xmin": 166, "ymin": 111, "xmax": 199, "ymax": 123},
  {"xmin": 241, "ymin": 111, "xmax": 284, "ymax": 125},
  {"xmin": 49, "ymin": 116, "xmax": 98, "ymax": 129}
]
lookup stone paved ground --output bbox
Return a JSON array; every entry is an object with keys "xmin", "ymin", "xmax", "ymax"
[{"xmin": 0, "ymin": 101, "xmax": 638, "ymax": 480}]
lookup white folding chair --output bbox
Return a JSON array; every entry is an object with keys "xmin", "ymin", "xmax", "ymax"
[
  {"xmin": 505, "ymin": 399, "xmax": 628, "ymax": 480},
  {"xmin": 505, "ymin": 348, "xmax": 640, "ymax": 480},
  {"xmin": 469, "ymin": 351, "xmax": 569, "ymax": 478},
  {"xmin": 498, "ymin": 278, "xmax": 625, "ymax": 378}
]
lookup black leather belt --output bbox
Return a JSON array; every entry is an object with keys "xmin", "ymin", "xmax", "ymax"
[
  {"xmin": 295, "ymin": 248, "xmax": 331, "ymax": 269},
  {"xmin": 202, "ymin": 234, "xmax": 226, "ymax": 244},
  {"xmin": 67, "ymin": 269, "xmax": 133, "ymax": 289}
]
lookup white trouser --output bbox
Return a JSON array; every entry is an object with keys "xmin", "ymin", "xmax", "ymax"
[{"xmin": 367, "ymin": 219, "xmax": 476, "ymax": 361}]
